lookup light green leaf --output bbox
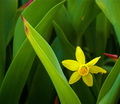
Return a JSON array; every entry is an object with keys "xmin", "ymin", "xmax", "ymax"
[
  {"xmin": 98, "ymin": 74, "xmax": 120, "ymax": 104},
  {"xmin": 96, "ymin": 0, "xmax": 120, "ymax": 44},
  {"xmin": 0, "ymin": 0, "xmax": 66, "ymax": 103},
  {"xmin": 13, "ymin": 0, "xmax": 63, "ymax": 56},
  {"xmin": 97, "ymin": 57, "xmax": 120, "ymax": 103},
  {"xmin": 22, "ymin": 16, "xmax": 81, "ymax": 104}
]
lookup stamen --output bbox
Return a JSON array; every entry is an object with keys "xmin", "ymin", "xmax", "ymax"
[{"xmin": 78, "ymin": 65, "xmax": 89, "ymax": 76}]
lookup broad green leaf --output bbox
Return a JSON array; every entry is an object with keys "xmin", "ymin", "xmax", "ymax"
[
  {"xmin": 26, "ymin": 1, "xmax": 68, "ymax": 103},
  {"xmin": 97, "ymin": 57, "xmax": 120, "ymax": 103},
  {"xmin": 0, "ymin": 28, "xmax": 5, "ymax": 86},
  {"xmin": 0, "ymin": 0, "xmax": 18, "ymax": 86},
  {"xmin": 13, "ymin": 0, "xmax": 63, "ymax": 56},
  {"xmin": 67, "ymin": 0, "xmax": 100, "ymax": 36},
  {"xmin": 0, "ymin": 0, "xmax": 66, "ymax": 103},
  {"xmin": 98, "ymin": 74, "xmax": 120, "ymax": 104},
  {"xmin": 27, "ymin": 62, "xmax": 56, "ymax": 104},
  {"xmin": 22, "ymin": 16, "xmax": 81, "ymax": 104},
  {"xmin": 0, "ymin": 39, "xmax": 35, "ymax": 104},
  {"xmin": 51, "ymin": 37, "xmax": 63, "ymax": 63},
  {"xmin": 6, "ymin": 9, "xmax": 25, "ymax": 46},
  {"xmin": 95, "ymin": 13, "xmax": 110, "ymax": 58},
  {"xmin": 96, "ymin": 0, "xmax": 120, "ymax": 44},
  {"xmin": 6, "ymin": 13, "xmax": 19, "ymax": 46},
  {"xmin": 84, "ymin": 13, "xmax": 110, "ymax": 64},
  {"xmin": 53, "ymin": 21, "xmax": 75, "ymax": 59},
  {"xmin": 71, "ymin": 80, "xmax": 96, "ymax": 104},
  {"xmin": 0, "ymin": 0, "xmax": 18, "ymax": 43},
  {"xmin": 54, "ymin": 6, "xmax": 78, "ymax": 47}
]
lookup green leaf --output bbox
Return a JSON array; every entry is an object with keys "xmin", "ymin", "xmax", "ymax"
[
  {"xmin": 67, "ymin": 0, "xmax": 100, "ymax": 36},
  {"xmin": 0, "ymin": 0, "xmax": 18, "ymax": 86},
  {"xmin": 22, "ymin": 0, "xmax": 29, "ymax": 4},
  {"xmin": 95, "ymin": 13, "xmax": 110, "ymax": 57},
  {"xmin": 13, "ymin": 0, "xmax": 64, "ymax": 56},
  {"xmin": 22, "ymin": 16, "xmax": 81, "ymax": 104},
  {"xmin": 51, "ymin": 37, "xmax": 63, "ymax": 62},
  {"xmin": 0, "ymin": 39, "xmax": 35, "ymax": 104},
  {"xmin": 54, "ymin": 6, "xmax": 78, "ymax": 46},
  {"xmin": 84, "ymin": 13, "xmax": 111, "ymax": 64},
  {"xmin": 27, "ymin": 62, "xmax": 56, "ymax": 104},
  {"xmin": 53, "ymin": 21, "xmax": 96, "ymax": 104},
  {"xmin": 96, "ymin": 0, "xmax": 120, "ymax": 44},
  {"xmin": 98, "ymin": 74, "xmax": 120, "ymax": 104},
  {"xmin": 0, "ymin": 0, "xmax": 18, "ymax": 43},
  {"xmin": 53, "ymin": 21, "xmax": 75, "ymax": 59},
  {"xmin": 97, "ymin": 57, "xmax": 120, "ymax": 103},
  {"xmin": 0, "ymin": 0, "xmax": 66, "ymax": 103},
  {"xmin": 6, "ymin": 9, "xmax": 24, "ymax": 46}
]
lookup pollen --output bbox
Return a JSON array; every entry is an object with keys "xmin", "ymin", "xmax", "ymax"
[{"xmin": 78, "ymin": 65, "xmax": 89, "ymax": 76}]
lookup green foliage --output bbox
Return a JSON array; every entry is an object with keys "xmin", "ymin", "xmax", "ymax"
[{"xmin": 0, "ymin": 0, "xmax": 120, "ymax": 104}]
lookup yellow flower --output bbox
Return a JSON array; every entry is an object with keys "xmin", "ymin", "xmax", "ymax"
[{"xmin": 62, "ymin": 46, "xmax": 107, "ymax": 87}]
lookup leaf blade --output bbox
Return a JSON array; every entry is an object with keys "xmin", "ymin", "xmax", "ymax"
[
  {"xmin": 97, "ymin": 57, "xmax": 120, "ymax": 103},
  {"xmin": 22, "ymin": 16, "xmax": 81, "ymax": 104}
]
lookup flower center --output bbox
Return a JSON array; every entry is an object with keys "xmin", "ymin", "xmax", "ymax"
[{"xmin": 78, "ymin": 65, "xmax": 89, "ymax": 76}]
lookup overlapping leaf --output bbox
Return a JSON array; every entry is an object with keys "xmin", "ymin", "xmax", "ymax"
[
  {"xmin": 0, "ymin": 40, "xmax": 35, "ymax": 104},
  {"xmin": 0, "ymin": 0, "xmax": 17, "ymax": 86},
  {"xmin": 97, "ymin": 57, "xmax": 120, "ymax": 103},
  {"xmin": 0, "ymin": 0, "xmax": 67, "ymax": 103},
  {"xmin": 67, "ymin": 0, "xmax": 100, "ymax": 37},
  {"xmin": 96, "ymin": 0, "xmax": 120, "ymax": 44},
  {"xmin": 13, "ymin": 0, "xmax": 63, "ymax": 56},
  {"xmin": 98, "ymin": 74, "xmax": 120, "ymax": 104},
  {"xmin": 22, "ymin": 16, "xmax": 81, "ymax": 104}
]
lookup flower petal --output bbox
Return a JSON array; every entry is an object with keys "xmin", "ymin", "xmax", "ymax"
[
  {"xmin": 69, "ymin": 71, "xmax": 81, "ymax": 84},
  {"xmin": 82, "ymin": 73, "xmax": 93, "ymax": 87},
  {"xmin": 89, "ymin": 66, "xmax": 107, "ymax": 74},
  {"xmin": 86, "ymin": 56, "xmax": 101, "ymax": 67},
  {"xmin": 62, "ymin": 60, "xmax": 80, "ymax": 71},
  {"xmin": 76, "ymin": 46, "xmax": 85, "ymax": 64}
]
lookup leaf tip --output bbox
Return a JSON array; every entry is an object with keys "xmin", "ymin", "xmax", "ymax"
[
  {"xmin": 18, "ymin": 0, "xmax": 34, "ymax": 10},
  {"xmin": 20, "ymin": 15, "xmax": 29, "ymax": 36},
  {"xmin": 104, "ymin": 53, "xmax": 118, "ymax": 61}
]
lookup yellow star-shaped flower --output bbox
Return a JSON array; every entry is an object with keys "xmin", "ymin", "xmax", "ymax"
[{"xmin": 62, "ymin": 46, "xmax": 107, "ymax": 87}]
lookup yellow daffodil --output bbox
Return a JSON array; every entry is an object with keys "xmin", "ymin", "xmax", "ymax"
[{"xmin": 62, "ymin": 46, "xmax": 106, "ymax": 87}]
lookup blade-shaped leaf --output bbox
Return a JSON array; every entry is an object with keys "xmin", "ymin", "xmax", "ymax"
[
  {"xmin": 0, "ymin": 0, "xmax": 18, "ymax": 86},
  {"xmin": 53, "ymin": 21, "xmax": 96, "ymax": 104},
  {"xmin": 67, "ymin": 0, "xmax": 100, "ymax": 36},
  {"xmin": 96, "ymin": 0, "xmax": 120, "ymax": 44},
  {"xmin": 53, "ymin": 21, "xmax": 75, "ymax": 59},
  {"xmin": 22, "ymin": 16, "xmax": 81, "ymax": 104},
  {"xmin": 13, "ymin": 0, "xmax": 64, "ymax": 56},
  {"xmin": 0, "ymin": 0, "xmax": 66, "ymax": 103},
  {"xmin": 0, "ymin": 39, "xmax": 35, "ymax": 104},
  {"xmin": 54, "ymin": 6, "xmax": 78, "ymax": 47},
  {"xmin": 97, "ymin": 57, "xmax": 120, "ymax": 103},
  {"xmin": 98, "ymin": 74, "xmax": 120, "ymax": 104},
  {"xmin": 27, "ymin": 62, "xmax": 56, "ymax": 104},
  {"xmin": 0, "ymin": 0, "xmax": 18, "ymax": 43}
]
